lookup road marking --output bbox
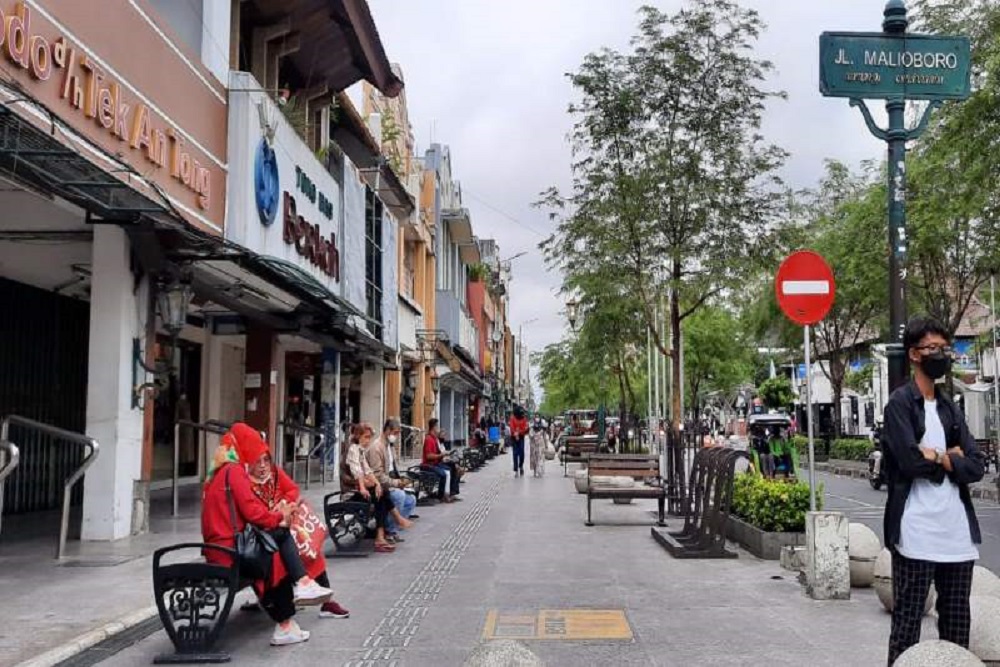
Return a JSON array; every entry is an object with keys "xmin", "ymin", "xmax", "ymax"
[
  {"xmin": 781, "ymin": 280, "xmax": 831, "ymax": 295},
  {"xmin": 826, "ymin": 493, "xmax": 880, "ymax": 509}
]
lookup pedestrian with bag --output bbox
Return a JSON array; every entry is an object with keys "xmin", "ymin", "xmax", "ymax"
[
  {"xmin": 883, "ymin": 317, "xmax": 985, "ymax": 665},
  {"xmin": 201, "ymin": 423, "xmax": 334, "ymax": 647},
  {"xmin": 509, "ymin": 406, "xmax": 530, "ymax": 477}
]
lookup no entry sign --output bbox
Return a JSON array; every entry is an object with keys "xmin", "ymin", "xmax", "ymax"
[{"xmin": 775, "ymin": 251, "xmax": 835, "ymax": 326}]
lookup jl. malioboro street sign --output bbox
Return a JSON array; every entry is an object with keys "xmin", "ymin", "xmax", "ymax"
[
  {"xmin": 820, "ymin": 32, "xmax": 971, "ymax": 100},
  {"xmin": 819, "ymin": 0, "xmax": 971, "ymax": 397}
]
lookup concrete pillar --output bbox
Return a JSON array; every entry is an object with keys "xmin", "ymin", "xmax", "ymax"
[
  {"xmin": 320, "ymin": 348, "xmax": 339, "ymax": 472},
  {"xmin": 360, "ymin": 366, "xmax": 384, "ymax": 426},
  {"xmin": 244, "ymin": 325, "xmax": 278, "ymax": 445},
  {"xmin": 413, "ymin": 362, "xmax": 426, "ymax": 429},
  {"xmin": 806, "ymin": 511, "xmax": 851, "ymax": 600},
  {"xmin": 82, "ymin": 226, "xmax": 147, "ymax": 540}
]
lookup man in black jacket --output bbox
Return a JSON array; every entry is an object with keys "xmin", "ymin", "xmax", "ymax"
[{"xmin": 882, "ymin": 317, "xmax": 985, "ymax": 665}]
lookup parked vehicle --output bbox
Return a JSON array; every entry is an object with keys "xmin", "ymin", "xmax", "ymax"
[{"xmin": 747, "ymin": 413, "xmax": 800, "ymax": 480}]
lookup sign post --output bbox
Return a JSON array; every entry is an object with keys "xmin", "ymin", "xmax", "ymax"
[
  {"xmin": 819, "ymin": 1, "xmax": 971, "ymax": 395},
  {"xmin": 776, "ymin": 251, "xmax": 836, "ymax": 512}
]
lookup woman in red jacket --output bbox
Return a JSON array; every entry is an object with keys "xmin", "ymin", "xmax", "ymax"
[
  {"xmin": 508, "ymin": 406, "xmax": 530, "ymax": 477},
  {"xmin": 202, "ymin": 423, "xmax": 334, "ymax": 646}
]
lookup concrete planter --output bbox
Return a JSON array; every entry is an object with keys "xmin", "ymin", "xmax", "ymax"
[{"xmin": 726, "ymin": 515, "xmax": 805, "ymax": 560}]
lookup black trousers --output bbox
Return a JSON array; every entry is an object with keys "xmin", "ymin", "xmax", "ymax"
[
  {"xmin": 888, "ymin": 552, "xmax": 975, "ymax": 665},
  {"xmin": 445, "ymin": 462, "xmax": 461, "ymax": 495},
  {"xmin": 350, "ymin": 486, "xmax": 393, "ymax": 529}
]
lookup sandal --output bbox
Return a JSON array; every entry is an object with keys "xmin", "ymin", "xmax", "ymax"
[{"xmin": 374, "ymin": 542, "xmax": 396, "ymax": 553}]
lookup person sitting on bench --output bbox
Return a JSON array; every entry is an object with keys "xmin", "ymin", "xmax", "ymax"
[
  {"xmin": 202, "ymin": 423, "xmax": 333, "ymax": 647},
  {"xmin": 422, "ymin": 419, "xmax": 456, "ymax": 502},
  {"xmin": 341, "ymin": 422, "xmax": 406, "ymax": 553},
  {"xmin": 367, "ymin": 418, "xmax": 416, "ymax": 544}
]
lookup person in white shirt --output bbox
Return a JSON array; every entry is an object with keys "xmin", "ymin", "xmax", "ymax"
[{"xmin": 882, "ymin": 317, "xmax": 985, "ymax": 665}]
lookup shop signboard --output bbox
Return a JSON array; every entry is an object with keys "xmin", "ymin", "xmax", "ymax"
[
  {"xmin": 227, "ymin": 72, "xmax": 342, "ymax": 294},
  {"xmin": 0, "ymin": 0, "xmax": 227, "ymax": 232}
]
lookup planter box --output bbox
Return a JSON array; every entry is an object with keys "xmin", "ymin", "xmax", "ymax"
[{"xmin": 726, "ymin": 515, "xmax": 805, "ymax": 560}]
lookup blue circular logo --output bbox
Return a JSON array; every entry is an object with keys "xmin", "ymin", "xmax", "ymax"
[{"xmin": 254, "ymin": 138, "xmax": 279, "ymax": 227}]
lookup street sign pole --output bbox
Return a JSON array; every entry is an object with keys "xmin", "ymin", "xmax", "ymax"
[
  {"xmin": 820, "ymin": 0, "xmax": 971, "ymax": 394},
  {"xmin": 805, "ymin": 324, "xmax": 816, "ymax": 512}
]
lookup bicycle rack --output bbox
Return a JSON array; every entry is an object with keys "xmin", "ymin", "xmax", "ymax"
[
  {"xmin": 0, "ymin": 415, "xmax": 99, "ymax": 559},
  {"xmin": 172, "ymin": 420, "xmax": 231, "ymax": 517}
]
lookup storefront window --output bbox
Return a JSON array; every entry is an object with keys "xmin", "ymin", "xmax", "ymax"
[{"xmin": 365, "ymin": 187, "xmax": 384, "ymax": 337}]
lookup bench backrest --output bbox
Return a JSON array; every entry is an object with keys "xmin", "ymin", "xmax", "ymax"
[
  {"xmin": 565, "ymin": 438, "xmax": 600, "ymax": 454},
  {"xmin": 587, "ymin": 454, "xmax": 659, "ymax": 480}
]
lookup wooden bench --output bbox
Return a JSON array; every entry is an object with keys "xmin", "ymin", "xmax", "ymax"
[
  {"xmin": 586, "ymin": 454, "xmax": 666, "ymax": 527},
  {"xmin": 562, "ymin": 435, "xmax": 601, "ymax": 475}
]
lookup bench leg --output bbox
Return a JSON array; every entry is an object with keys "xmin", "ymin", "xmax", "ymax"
[
  {"xmin": 657, "ymin": 496, "xmax": 666, "ymax": 527},
  {"xmin": 585, "ymin": 494, "xmax": 594, "ymax": 527}
]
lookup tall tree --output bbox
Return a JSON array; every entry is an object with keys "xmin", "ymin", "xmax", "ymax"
[
  {"xmin": 683, "ymin": 305, "xmax": 753, "ymax": 419},
  {"xmin": 540, "ymin": 1, "xmax": 788, "ymax": 438}
]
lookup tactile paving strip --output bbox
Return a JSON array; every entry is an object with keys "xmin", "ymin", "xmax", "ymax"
[{"xmin": 345, "ymin": 478, "xmax": 503, "ymax": 666}]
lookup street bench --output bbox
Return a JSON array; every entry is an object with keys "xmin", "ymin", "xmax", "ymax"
[
  {"xmin": 151, "ymin": 543, "xmax": 244, "ymax": 663},
  {"xmin": 562, "ymin": 435, "xmax": 601, "ymax": 476},
  {"xmin": 651, "ymin": 447, "xmax": 747, "ymax": 559},
  {"xmin": 323, "ymin": 491, "xmax": 375, "ymax": 558},
  {"xmin": 585, "ymin": 454, "xmax": 666, "ymax": 527}
]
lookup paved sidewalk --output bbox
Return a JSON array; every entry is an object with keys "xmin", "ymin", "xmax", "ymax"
[{"xmin": 7, "ymin": 455, "xmax": 925, "ymax": 666}]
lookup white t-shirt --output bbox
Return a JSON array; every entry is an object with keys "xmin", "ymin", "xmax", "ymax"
[{"xmin": 897, "ymin": 399, "xmax": 979, "ymax": 562}]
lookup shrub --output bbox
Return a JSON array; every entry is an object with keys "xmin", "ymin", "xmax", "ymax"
[
  {"xmin": 731, "ymin": 473, "xmax": 823, "ymax": 533},
  {"xmin": 830, "ymin": 439, "xmax": 871, "ymax": 461}
]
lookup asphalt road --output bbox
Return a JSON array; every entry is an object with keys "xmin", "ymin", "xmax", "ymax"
[{"xmin": 817, "ymin": 471, "xmax": 1000, "ymax": 573}]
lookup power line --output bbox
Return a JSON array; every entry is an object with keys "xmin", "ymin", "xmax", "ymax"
[{"xmin": 462, "ymin": 189, "xmax": 550, "ymax": 239}]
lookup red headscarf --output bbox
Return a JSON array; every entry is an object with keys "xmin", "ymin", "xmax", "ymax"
[{"xmin": 206, "ymin": 422, "xmax": 270, "ymax": 484}]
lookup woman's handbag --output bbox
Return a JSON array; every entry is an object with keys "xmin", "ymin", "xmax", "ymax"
[
  {"xmin": 225, "ymin": 467, "xmax": 278, "ymax": 581},
  {"xmin": 545, "ymin": 441, "xmax": 557, "ymax": 461}
]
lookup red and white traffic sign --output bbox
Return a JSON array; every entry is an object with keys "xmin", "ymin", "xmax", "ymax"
[{"xmin": 775, "ymin": 250, "xmax": 835, "ymax": 326}]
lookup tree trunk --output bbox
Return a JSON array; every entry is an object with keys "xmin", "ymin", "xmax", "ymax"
[{"xmin": 669, "ymin": 277, "xmax": 684, "ymax": 512}]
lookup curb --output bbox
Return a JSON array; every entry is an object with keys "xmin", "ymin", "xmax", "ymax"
[
  {"xmin": 14, "ymin": 605, "xmax": 158, "ymax": 667},
  {"xmin": 808, "ymin": 462, "xmax": 1000, "ymax": 503}
]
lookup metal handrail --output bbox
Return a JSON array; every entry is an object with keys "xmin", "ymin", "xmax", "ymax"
[
  {"xmin": 279, "ymin": 421, "xmax": 325, "ymax": 489},
  {"xmin": 172, "ymin": 419, "xmax": 231, "ymax": 517},
  {"xmin": 1, "ymin": 415, "xmax": 99, "ymax": 559},
  {"xmin": 0, "ymin": 437, "xmax": 21, "ymax": 542}
]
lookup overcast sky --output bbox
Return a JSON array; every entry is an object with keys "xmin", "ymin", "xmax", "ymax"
[{"xmin": 367, "ymin": 0, "xmax": 897, "ymax": 395}]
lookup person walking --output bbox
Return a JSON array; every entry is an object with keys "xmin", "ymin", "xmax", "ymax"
[
  {"xmin": 883, "ymin": 317, "xmax": 985, "ymax": 665},
  {"xmin": 529, "ymin": 419, "xmax": 546, "ymax": 478},
  {"xmin": 509, "ymin": 406, "xmax": 530, "ymax": 477}
]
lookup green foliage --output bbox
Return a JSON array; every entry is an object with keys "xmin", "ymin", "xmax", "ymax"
[
  {"xmin": 830, "ymin": 439, "xmax": 871, "ymax": 461},
  {"xmin": 468, "ymin": 263, "xmax": 489, "ymax": 282},
  {"xmin": 757, "ymin": 376, "xmax": 793, "ymax": 410},
  {"xmin": 538, "ymin": 0, "xmax": 788, "ymax": 425},
  {"xmin": 731, "ymin": 473, "xmax": 823, "ymax": 533},
  {"xmin": 844, "ymin": 364, "xmax": 874, "ymax": 395},
  {"xmin": 684, "ymin": 305, "xmax": 753, "ymax": 411}
]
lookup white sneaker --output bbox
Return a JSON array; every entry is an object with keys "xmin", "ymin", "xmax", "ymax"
[
  {"xmin": 293, "ymin": 580, "xmax": 333, "ymax": 606},
  {"xmin": 271, "ymin": 620, "xmax": 310, "ymax": 646}
]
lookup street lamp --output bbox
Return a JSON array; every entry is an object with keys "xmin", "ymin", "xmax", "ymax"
[
  {"xmin": 566, "ymin": 298, "xmax": 579, "ymax": 331},
  {"xmin": 157, "ymin": 276, "xmax": 194, "ymax": 337},
  {"xmin": 431, "ymin": 374, "xmax": 441, "ymax": 394},
  {"xmin": 501, "ymin": 251, "xmax": 527, "ymax": 263}
]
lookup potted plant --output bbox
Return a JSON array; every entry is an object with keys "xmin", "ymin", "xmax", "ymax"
[{"xmin": 726, "ymin": 473, "xmax": 823, "ymax": 560}]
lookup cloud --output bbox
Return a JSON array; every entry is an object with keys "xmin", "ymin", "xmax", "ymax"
[{"xmin": 368, "ymin": 0, "xmax": 892, "ymax": 398}]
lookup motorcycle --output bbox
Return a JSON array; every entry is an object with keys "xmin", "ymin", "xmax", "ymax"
[{"xmin": 867, "ymin": 425, "xmax": 885, "ymax": 491}]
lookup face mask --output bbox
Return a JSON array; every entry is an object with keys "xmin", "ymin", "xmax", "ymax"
[
  {"xmin": 388, "ymin": 434, "xmax": 397, "ymax": 444},
  {"xmin": 921, "ymin": 351, "xmax": 951, "ymax": 381}
]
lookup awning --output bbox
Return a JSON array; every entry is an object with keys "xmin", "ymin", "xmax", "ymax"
[
  {"xmin": 242, "ymin": 0, "xmax": 402, "ymax": 97},
  {"xmin": 442, "ymin": 208, "xmax": 474, "ymax": 244},
  {"xmin": 332, "ymin": 92, "xmax": 415, "ymax": 220}
]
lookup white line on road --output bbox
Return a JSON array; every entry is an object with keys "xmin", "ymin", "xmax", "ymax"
[
  {"xmin": 781, "ymin": 280, "xmax": 830, "ymax": 295},
  {"xmin": 826, "ymin": 493, "xmax": 880, "ymax": 509}
]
